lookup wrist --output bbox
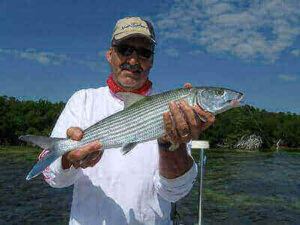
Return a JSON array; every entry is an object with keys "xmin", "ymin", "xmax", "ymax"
[
  {"xmin": 158, "ymin": 143, "xmax": 194, "ymax": 178},
  {"xmin": 158, "ymin": 139, "xmax": 182, "ymax": 152},
  {"xmin": 158, "ymin": 141, "xmax": 172, "ymax": 150}
]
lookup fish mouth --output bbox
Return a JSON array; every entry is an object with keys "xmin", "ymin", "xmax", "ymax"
[{"xmin": 231, "ymin": 93, "xmax": 244, "ymax": 106}]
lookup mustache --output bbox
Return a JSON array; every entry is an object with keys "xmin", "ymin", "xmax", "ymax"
[{"xmin": 120, "ymin": 63, "xmax": 143, "ymax": 73}]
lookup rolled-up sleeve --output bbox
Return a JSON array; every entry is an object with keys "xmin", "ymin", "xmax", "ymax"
[
  {"xmin": 43, "ymin": 156, "xmax": 81, "ymax": 188},
  {"xmin": 41, "ymin": 90, "xmax": 87, "ymax": 188},
  {"xmin": 153, "ymin": 162, "xmax": 197, "ymax": 203},
  {"xmin": 153, "ymin": 143, "xmax": 198, "ymax": 203}
]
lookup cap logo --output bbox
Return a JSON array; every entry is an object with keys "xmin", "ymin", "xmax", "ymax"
[{"xmin": 121, "ymin": 23, "xmax": 148, "ymax": 30}]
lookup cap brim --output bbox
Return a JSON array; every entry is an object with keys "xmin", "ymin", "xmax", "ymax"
[{"xmin": 112, "ymin": 33, "xmax": 156, "ymax": 45}]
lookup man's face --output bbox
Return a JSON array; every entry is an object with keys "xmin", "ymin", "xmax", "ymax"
[{"xmin": 106, "ymin": 37, "xmax": 154, "ymax": 91}]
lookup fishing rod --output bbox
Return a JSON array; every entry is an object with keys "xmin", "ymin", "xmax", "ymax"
[
  {"xmin": 170, "ymin": 140, "xmax": 210, "ymax": 225},
  {"xmin": 192, "ymin": 140, "xmax": 210, "ymax": 225}
]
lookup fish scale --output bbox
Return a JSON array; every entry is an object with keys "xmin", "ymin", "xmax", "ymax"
[{"xmin": 20, "ymin": 86, "xmax": 243, "ymax": 180}]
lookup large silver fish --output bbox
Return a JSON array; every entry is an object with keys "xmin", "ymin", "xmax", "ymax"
[{"xmin": 20, "ymin": 87, "xmax": 243, "ymax": 180}]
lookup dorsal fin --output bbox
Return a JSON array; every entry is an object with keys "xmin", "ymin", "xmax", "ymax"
[{"xmin": 116, "ymin": 92, "xmax": 147, "ymax": 108}]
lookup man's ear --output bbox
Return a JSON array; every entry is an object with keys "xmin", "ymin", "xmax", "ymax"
[
  {"xmin": 106, "ymin": 47, "xmax": 112, "ymax": 64},
  {"xmin": 149, "ymin": 56, "xmax": 154, "ymax": 69}
]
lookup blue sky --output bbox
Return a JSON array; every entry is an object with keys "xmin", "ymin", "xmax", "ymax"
[{"xmin": 0, "ymin": 0, "xmax": 299, "ymax": 113}]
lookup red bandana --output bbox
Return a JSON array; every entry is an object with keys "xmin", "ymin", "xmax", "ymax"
[{"xmin": 106, "ymin": 74, "xmax": 152, "ymax": 95}]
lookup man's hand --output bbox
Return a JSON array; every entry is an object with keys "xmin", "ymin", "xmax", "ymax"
[
  {"xmin": 61, "ymin": 127, "xmax": 103, "ymax": 169},
  {"xmin": 158, "ymin": 83, "xmax": 215, "ymax": 147},
  {"xmin": 157, "ymin": 83, "xmax": 215, "ymax": 179}
]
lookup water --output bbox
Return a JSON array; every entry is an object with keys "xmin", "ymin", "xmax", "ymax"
[
  {"xmin": 1, "ymin": 147, "xmax": 299, "ymax": 224},
  {"xmin": 0, "ymin": 147, "xmax": 72, "ymax": 225},
  {"xmin": 177, "ymin": 150, "xmax": 300, "ymax": 225}
]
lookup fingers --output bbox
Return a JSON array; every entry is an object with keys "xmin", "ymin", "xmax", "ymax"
[
  {"xmin": 178, "ymin": 100, "xmax": 201, "ymax": 140},
  {"xmin": 70, "ymin": 142, "xmax": 102, "ymax": 159},
  {"xmin": 162, "ymin": 100, "xmax": 216, "ymax": 145},
  {"xmin": 79, "ymin": 151, "xmax": 103, "ymax": 169},
  {"xmin": 67, "ymin": 127, "xmax": 83, "ymax": 141},
  {"xmin": 184, "ymin": 83, "xmax": 192, "ymax": 88},
  {"xmin": 67, "ymin": 141, "xmax": 103, "ymax": 169},
  {"xmin": 163, "ymin": 112, "xmax": 179, "ymax": 145},
  {"xmin": 194, "ymin": 105, "xmax": 215, "ymax": 131},
  {"xmin": 169, "ymin": 101, "xmax": 191, "ymax": 143},
  {"xmin": 65, "ymin": 127, "xmax": 103, "ymax": 169}
]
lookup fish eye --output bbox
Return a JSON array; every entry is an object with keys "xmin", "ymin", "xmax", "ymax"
[{"xmin": 215, "ymin": 89, "xmax": 224, "ymax": 96}]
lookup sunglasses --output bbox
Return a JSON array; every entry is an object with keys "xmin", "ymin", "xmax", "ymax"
[{"xmin": 113, "ymin": 44, "xmax": 154, "ymax": 60}]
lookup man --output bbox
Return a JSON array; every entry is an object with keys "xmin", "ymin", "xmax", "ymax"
[{"xmin": 42, "ymin": 17, "xmax": 215, "ymax": 224}]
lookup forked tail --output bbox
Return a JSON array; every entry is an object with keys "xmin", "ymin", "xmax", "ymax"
[{"xmin": 19, "ymin": 135, "xmax": 66, "ymax": 180}]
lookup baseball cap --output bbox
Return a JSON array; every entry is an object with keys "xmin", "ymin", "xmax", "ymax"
[{"xmin": 111, "ymin": 17, "xmax": 156, "ymax": 45}]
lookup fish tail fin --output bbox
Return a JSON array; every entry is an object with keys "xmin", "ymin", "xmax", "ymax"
[
  {"xmin": 19, "ymin": 135, "xmax": 65, "ymax": 149},
  {"xmin": 19, "ymin": 135, "xmax": 66, "ymax": 180},
  {"xmin": 26, "ymin": 149, "xmax": 60, "ymax": 180}
]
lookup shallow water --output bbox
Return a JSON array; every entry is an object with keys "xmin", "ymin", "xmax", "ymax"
[
  {"xmin": 1, "ymin": 147, "xmax": 299, "ymax": 224},
  {"xmin": 177, "ymin": 150, "xmax": 300, "ymax": 225},
  {"xmin": 0, "ymin": 147, "xmax": 72, "ymax": 225}
]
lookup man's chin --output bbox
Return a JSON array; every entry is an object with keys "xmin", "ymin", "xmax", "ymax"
[
  {"xmin": 116, "ymin": 77, "xmax": 137, "ymax": 89},
  {"xmin": 120, "ymin": 81, "xmax": 138, "ymax": 90},
  {"xmin": 120, "ymin": 72, "xmax": 140, "ymax": 84},
  {"xmin": 117, "ymin": 71, "xmax": 147, "ymax": 90}
]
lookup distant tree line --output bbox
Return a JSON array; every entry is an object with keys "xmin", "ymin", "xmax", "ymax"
[
  {"xmin": 201, "ymin": 105, "xmax": 300, "ymax": 149},
  {"xmin": 0, "ymin": 96, "xmax": 64, "ymax": 145},
  {"xmin": 0, "ymin": 95, "xmax": 299, "ymax": 148}
]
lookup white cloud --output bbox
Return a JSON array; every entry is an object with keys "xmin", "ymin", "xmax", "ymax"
[
  {"xmin": 154, "ymin": 0, "xmax": 300, "ymax": 63},
  {"xmin": 0, "ymin": 48, "xmax": 69, "ymax": 65},
  {"xmin": 164, "ymin": 47, "xmax": 179, "ymax": 57},
  {"xmin": 207, "ymin": 3, "xmax": 233, "ymax": 16},
  {"xmin": 291, "ymin": 49, "xmax": 300, "ymax": 56},
  {"xmin": 278, "ymin": 74, "xmax": 298, "ymax": 81},
  {"xmin": 0, "ymin": 48, "xmax": 108, "ymax": 72}
]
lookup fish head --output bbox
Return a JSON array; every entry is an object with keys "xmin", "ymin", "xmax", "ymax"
[{"xmin": 195, "ymin": 87, "xmax": 244, "ymax": 115}]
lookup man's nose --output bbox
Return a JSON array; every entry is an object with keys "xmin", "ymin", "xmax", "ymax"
[{"xmin": 127, "ymin": 51, "xmax": 139, "ymax": 65}]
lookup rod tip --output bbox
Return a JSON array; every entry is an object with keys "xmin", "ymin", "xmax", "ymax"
[{"xmin": 192, "ymin": 141, "xmax": 210, "ymax": 149}]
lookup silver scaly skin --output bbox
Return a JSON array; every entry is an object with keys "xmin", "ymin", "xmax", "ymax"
[
  {"xmin": 82, "ymin": 88, "xmax": 195, "ymax": 148},
  {"xmin": 20, "ymin": 87, "xmax": 243, "ymax": 180}
]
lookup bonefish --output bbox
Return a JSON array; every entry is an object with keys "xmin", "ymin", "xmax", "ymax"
[{"xmin": 20, "ymin": 87, "xmax": 243, "ymax": 180}]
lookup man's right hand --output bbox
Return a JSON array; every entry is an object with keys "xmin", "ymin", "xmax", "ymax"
[{"xmin": 61, "ymin": 127, "xmax": 103, "ymax": 169}]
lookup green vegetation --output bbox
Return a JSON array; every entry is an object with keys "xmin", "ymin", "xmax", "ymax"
[
  {"xmin": 0, "ymin": 96, "xmax": 64, "ymax": 145},
  {"xmin": 0, "ymin": 146, "xmax": 40, "ymax": 163},
  {"xmin": 0, "ymin": 95, "xmax": 299, "ymax": 148},
  {"xmin": 202, "ymin": 105, "xmax": 300, "ymax": 149}
]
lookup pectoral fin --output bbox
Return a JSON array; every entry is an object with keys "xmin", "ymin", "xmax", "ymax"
[{"xmin": 120, "ymin": 142, "xmax": 138, "ymax": 155}]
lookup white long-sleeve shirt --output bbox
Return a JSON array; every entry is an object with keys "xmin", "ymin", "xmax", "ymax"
[{"xmin": 43, "ymin": 86, "xmax": 197, "ymax": 225}]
